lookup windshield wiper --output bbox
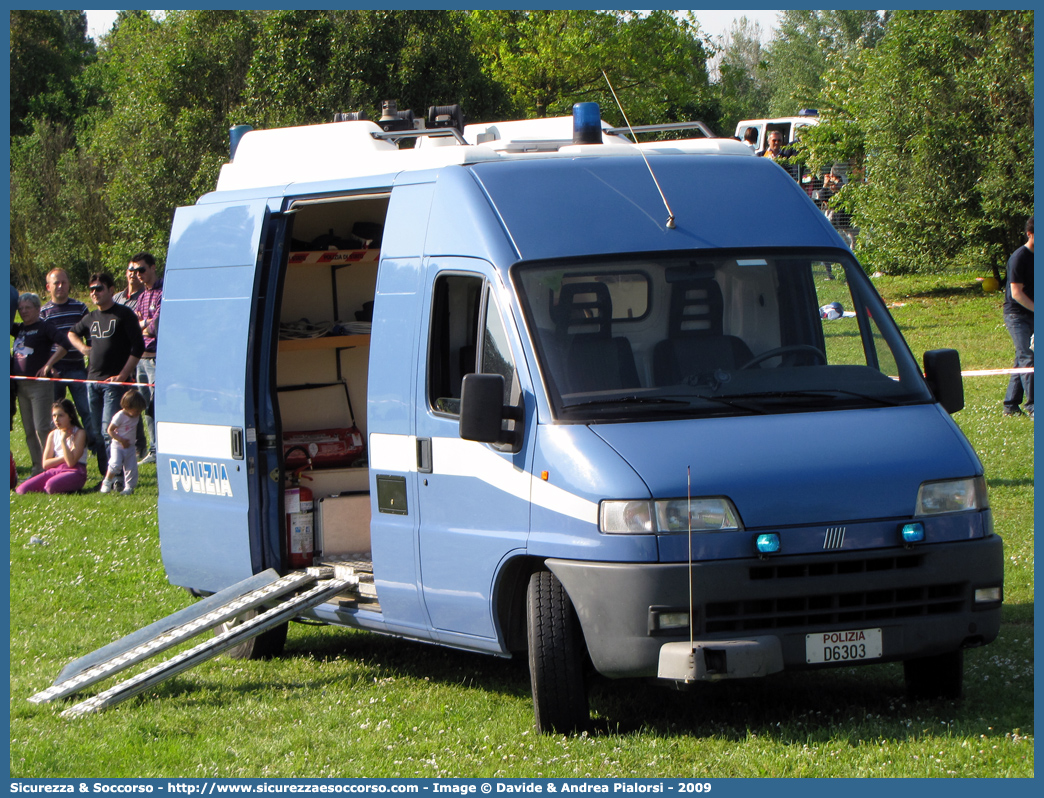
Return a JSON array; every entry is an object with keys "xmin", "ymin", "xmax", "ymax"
[
  {"xmin": 721, "ymin": 389, "xmax": 905, "ymax": 407},
  {"xmin": 563, "ymin": 394, "xmax": 768, "ymax": 414},
  {"xmin": 563, "ymin": 395, "xmax": 692, "ymax": 409}
]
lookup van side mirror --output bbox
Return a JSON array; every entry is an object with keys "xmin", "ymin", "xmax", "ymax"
[
  {"xmin": 459, "ymin": 373, "xmax": 523, "ymax": 450},
  {"xmin": 923, "ymin": 349, "xmax": 964, "ymax": 414}
]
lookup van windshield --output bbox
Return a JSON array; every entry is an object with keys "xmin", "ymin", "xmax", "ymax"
[{"xmin": 513, "ymin": 251, "xmax": 934, "ymax": 421}]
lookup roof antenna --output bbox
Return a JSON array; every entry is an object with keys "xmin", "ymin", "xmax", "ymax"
[
  {"xmin": 602, "ymin": 69, "xmax": 676, "ymax": 229},
  {"xmin": 687, "ymin": 466, "xmax": 694, "ymax": 654}
]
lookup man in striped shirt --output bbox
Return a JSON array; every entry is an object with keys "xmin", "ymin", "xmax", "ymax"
[
  {"xmin": 40, "ymin": 268, "xmax": 104, "ymax": 472},
  {"xmin": 130, "ymin": 253, "xmax": 162, "ymax": 464},
  {"xmin": 115, "ymin": 262, "xmax": 148, "ymax": 457}
]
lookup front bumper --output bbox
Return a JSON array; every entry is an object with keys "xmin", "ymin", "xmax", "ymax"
[
  {"xmin": 547, "ymin": 535, "xmax": 1003, "ymax": 679},
  {"xmin": 657, "ymin": 636, "xmax": 785, "ymax": 681}
]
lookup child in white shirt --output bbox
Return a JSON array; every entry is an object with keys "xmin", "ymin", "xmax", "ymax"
[{"xmin": 101, "ymin": 389, "xmax": 148, "ymax": 495}]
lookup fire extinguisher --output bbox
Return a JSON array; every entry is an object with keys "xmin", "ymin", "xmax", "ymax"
[{"xmin": 283, "ymin": 446, "xmax": 314, "ymax": 568}]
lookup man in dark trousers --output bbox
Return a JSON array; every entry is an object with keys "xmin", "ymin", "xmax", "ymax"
[
  {"xmin": 1003, "ymin": 216, "xmax": 1033, "ymax": 418},
  {"xmin": 40, "ymin": 267, "xmax": 103, "ymax": 468},
  {"xmin": 66, "ymin": 272, "xmax": 146, "ymax": 475},
  {"xmin": 115, "ymin": 259, "xmax": 148, "ymax": 458},
  {"xmin": 130, "ymin": 252, "xmax": 162, "ymax": 465}
]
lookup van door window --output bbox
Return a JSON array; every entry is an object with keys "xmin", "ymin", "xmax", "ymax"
[
  {"xmin": 481, "ymin": 289, "xmax": 521, "ymax": 405},
  {"xmin": 428, "ymin": 273, "xmax": 522, "ymax": 447},
  {"xmin": 428, "ymin": 273, "xmax": 483, "ymax": 416},
  {"xmin": 480, "ymin": 288, "xmax": 522, "ymax": 447}
]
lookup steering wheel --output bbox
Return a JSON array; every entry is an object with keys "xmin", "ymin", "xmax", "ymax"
[
  {"xmin": 681, "ymin": 369, "xmax": 730, "ymax": 389},
  {"xmin": 740, "ymin": 345, "xmax": 826, "ymax": 370}
]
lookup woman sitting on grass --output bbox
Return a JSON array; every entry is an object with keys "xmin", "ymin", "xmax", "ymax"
[{"xmin": 15, "ymin": 399, "xmax": 88, "ymax": 495}]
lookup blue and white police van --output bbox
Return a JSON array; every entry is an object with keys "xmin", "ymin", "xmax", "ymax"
[{"xmin": 150, "ymin": 103, "xmax": 1002, "ymax": 733}]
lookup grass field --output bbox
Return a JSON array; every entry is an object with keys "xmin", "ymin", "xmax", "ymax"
[{"xmin": 8, "ymin": 272, "xmax": 1034, "ymax": 778}]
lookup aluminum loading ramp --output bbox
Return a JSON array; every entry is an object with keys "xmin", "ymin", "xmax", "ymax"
[{"xmin": 29, "ymin": 568, "xmax": 356, "ymax": 717}]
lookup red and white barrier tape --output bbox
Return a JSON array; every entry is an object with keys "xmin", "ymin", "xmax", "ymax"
[
  {"xmin": 961, "ymin": 368, "xmax": 1034, "ymax": 377},
  {"xmin": 10, "ymin": 368, "xmax": 1033, "ymax": 389},
  {"xmin": 10, "ymin": 375, "xmax": 154, "ymax": 388}
]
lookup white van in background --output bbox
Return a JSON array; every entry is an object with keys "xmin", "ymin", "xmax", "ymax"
[{"xmin": 735, "ymin": 110, "xmax": 820, "ymax": 153}]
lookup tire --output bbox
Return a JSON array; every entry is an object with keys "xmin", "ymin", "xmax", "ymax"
[
  {"xmin": 526, "ymin": 570, "xmax": 590, "ymax": 734},
  {"xmin": 216, "ymin": 609, "xmax": 289, "ymax": 660},
  {"xmin": 904, "ymin": 649, "xmax": 963, "ymax": 700}
]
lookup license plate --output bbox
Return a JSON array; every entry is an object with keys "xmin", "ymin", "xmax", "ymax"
[{"xmin": 806, "ymin": 628, "xmax": 883, "ymax": 664}]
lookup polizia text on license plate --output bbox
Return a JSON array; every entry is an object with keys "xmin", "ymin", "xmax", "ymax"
[{"xmin": 806, "ymin": 628, "xmax": 883, "ymax": 664}]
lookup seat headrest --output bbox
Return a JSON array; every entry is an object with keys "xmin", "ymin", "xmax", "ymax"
[
  {"xmin": 554, "ymin": 281, "xmax": 613, "ymax": 337},
  {"xmin": 670, "ymin": 279, "xmax": 724, "ymax": 337}
]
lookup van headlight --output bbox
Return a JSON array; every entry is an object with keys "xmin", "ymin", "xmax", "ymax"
[
  {"xmin": 600, "ymin": 500, "xmax": 654, "ymax": 533},
  {"xmin": 914, "ymin": 476, "xmax": 988, "ymax": 515},
  {"xmin": 600, "ymin": 497, "xmax": 743, "ymax": 534}
]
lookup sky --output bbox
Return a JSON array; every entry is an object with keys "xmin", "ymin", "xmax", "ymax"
[
  {"xmin": 84, "ymin": 9, "xmax": 783, "ymax": 43},
  {"xmin": 688, "ymin": 8, "xmax": 781, "ymax": 40}
]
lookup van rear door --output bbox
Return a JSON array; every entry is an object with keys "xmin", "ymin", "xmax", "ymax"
[{"xmin": 157, "ymin": 198, "xmax": 274, "ymax": 592}]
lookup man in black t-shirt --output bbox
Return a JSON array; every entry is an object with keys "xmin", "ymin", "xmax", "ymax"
[
  {"xmin": 1002, "ymin": 216, "xmax": 1034, "ymax": 418},
  {"xmin": 67, "ymin": 272, "xmax": 146, "ymax": 474}
]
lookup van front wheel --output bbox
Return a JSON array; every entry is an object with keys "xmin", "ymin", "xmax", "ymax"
[{"xmin": 527, "ymin": 570, "xmax": 590, "ymax": 734}]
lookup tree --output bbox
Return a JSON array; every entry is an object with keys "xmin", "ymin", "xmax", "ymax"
[
  {"xmin": 804, "ymin": 10, "xmax": 1033, "ymax": 274},
  {"xmin": 766, "ymin": 10, "xmax": 885, "ymax": 117},
  {"xmin": 712, "ymin": 15, "xmax": 773, "ymax": 134},
  {"xmin": 9, "ymin": 10, "xmax": 102, "ymax": 289},
  {"xmin": 239, "ymin": 10, "xmax": 507, "ymax": 129},
  {"xmin": 467, "ymin": 10, "xmax": 715, "ymax": 128},
  {"xmin": 84, "ymin": 10, "xmax": 260, "ymax": 263},
  {"xmin": 328, "ymin": 10, "xmax": 508, "ymax": 124},
  {"xmin": 9, "ymin": 9, "xmax": 96, "ymax": 136}
]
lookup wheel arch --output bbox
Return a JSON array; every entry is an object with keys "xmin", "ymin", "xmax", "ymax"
[{"xmin": 495, "ymin": 555, "xmax": 581, "ymax": 655}]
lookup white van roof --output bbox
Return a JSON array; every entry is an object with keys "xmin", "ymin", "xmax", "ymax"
[
  {"xmin": 734, "ymin": 115, "xmax": 820, "ymax": 137},
  {"xmin": 215, "ymin": 116, "xmax": 751, "ymax": 192}
]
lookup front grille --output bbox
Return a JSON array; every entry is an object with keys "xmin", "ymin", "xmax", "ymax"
[
  {"xmin": 750, "ymin": 553, "xmax": 923, "ymax": 581},
  {"xmin": 704, "ymin": 581, "xmax": 965, "ymax": 633}
]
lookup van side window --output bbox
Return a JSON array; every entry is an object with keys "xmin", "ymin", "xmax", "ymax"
[
  {"xmin": 428, "ymin": 274, "xmax": 483, "ymax": 415},
  {"xmin": 481, "ymin": 288, "xmax": 521, "ymax": 409}
]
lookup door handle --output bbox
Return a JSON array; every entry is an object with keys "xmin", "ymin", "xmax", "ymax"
[
  {"xmin": 231, "ymin": 428, "xmax": 245, "ymax": 460},
  {"xmin": 417, "ymin": 437, "xmax": 432, "ymax": 473}
]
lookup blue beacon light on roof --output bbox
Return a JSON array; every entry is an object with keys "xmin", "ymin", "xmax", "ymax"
[{"xmin": 572, "ymin": 102, "xmax": 602, "ymax": 145}]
